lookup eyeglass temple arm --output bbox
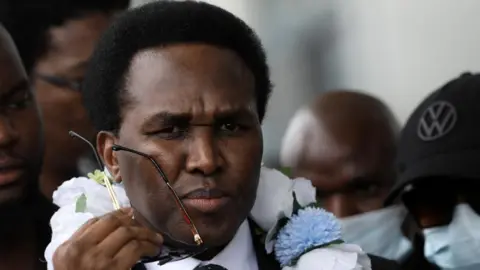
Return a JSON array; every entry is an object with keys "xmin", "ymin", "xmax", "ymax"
[
  {"xmin": 69, "ymin": 131, "xmax": 104, "ymax": 169},
  {"xmin": 69, "ymin": 131, "xmax": 121, "ymax": 210},
  {"xmin": 111, "ymin": 144, "xmax": 203, "ymax": 245}
]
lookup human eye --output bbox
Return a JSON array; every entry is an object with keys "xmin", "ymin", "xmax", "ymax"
[
  {"xmin": 148, "ymin": 125, "xmax": 188, "ymax": 140},
  {"xmin": 6, "ymin": 90, "xmax": 32, "ymax": 110}
]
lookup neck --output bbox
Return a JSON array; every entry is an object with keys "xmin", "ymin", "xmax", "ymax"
[
  {"xmin": 0, "ymin": 203, "xmax": 39, "ymax": 269},
  {"xmin": 0, "ymin": 200, "xmax": 37, "ymax": 247},
  {"xmin": 194, "ymin": 245, "xmax": 227, "ymax": 261}
]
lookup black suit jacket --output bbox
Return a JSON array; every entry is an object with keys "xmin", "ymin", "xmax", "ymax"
[{"xmin": 370, "ymin": 255, "xmax": 402, "ymax": 270}]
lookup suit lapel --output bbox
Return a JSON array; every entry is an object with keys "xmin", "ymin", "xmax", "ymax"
[{"xmin": 247, "ymin": 219, "xmax": 281, "ymax": 270}]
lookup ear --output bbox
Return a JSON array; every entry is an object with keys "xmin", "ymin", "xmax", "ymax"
[{"xmin": 97, "ymin": 131, "xmax": 122, "ymax": 183}]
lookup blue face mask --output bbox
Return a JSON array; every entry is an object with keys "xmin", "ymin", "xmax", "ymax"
[
  {"xmin": 423, "ymin": 204, "xmax": 480, "ymax": 270},
  {"xmin": 340, "ymin": 205, "xmax": 412, "ymax": 262}
]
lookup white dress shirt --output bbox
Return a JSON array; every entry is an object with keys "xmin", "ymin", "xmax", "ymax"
[{"xmin": 145, "ymin": 220, "xmax": 258, "ymax": 270}]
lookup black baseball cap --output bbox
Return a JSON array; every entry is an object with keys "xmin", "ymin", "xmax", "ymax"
[{"xmin": 385, "ymin": 72, "xmax": 480, "ymax": 205}]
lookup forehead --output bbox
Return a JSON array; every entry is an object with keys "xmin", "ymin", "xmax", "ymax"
[
  {"xmin": 0, "ymin": 33, "xmax": 26, "ymax": 92},
  {"xmin": 37, "ymin": 13, "xmax": 114, "ymax": 72},
  {"xmin": 298, "ymin": 116, "xmax": 394, "ymax": 178},
  {"xmin": 123, "ymin": 44, "xmax": 256, "ymax": 116}
]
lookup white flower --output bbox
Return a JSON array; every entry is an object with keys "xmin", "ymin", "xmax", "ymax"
[
  {"xmin": 45, "ymin": 176, "xmax": 130, "ymax": 270},
  {"xmin": 283, "ymin": 244, "xmax": 371, "ymax": 270},
  {"xmin": 44, "ymin": 204, "xmax": 94, "ymax": 270},
  {"xmin": 250, "ymin": 167, "xmax": 316, "ymax": 231},
  {"xmin": 52, "ymin": 176, "xmax": 130, "ymax": 214},
  {"xmin": 250, "ymin": 167, "xmax": 316, "ymax": 252}
]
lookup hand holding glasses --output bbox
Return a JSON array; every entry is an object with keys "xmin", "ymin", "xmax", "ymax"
[{"xmin": 68, "ymin": 131, "xmax": 206, "ymax": 266}]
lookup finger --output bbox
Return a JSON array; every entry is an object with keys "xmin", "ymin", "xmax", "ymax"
[
  {"xmin": 70, "ymin": 217, "xmax": 99, "ymax": 239},
  {"xmin": 97, "ymin": 225, "xmax": 163, "ymax": 258},
  {"xmin": 75, "ymin": 208, "xmax": 133, "ymax": 246},
  {"xmin": 112, "ymin": 240, "xmax": 161, "ymax": 269},
  {"xmin": 106, "ymin": 207, "xmax": 134, "ymax": 219}
]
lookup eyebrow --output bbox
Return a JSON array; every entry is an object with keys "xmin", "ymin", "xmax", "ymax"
[
  {"xmin": 141, "ymin": 108, "xmax": 257, "ymax": 128},
  {"xmin": 143, "ymin": 112, "xmax": 191, "ymax": 128},
  {"xmin": 0, "ymin": 79, "xmax": 29, "ymax": 100},
  {"xmin": 213, "ymin": 109, "xmax": 257, "ymax": 122}
]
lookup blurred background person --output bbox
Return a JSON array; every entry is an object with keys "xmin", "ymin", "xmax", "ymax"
[
  {"xmin": 0, "ymin": 24, "xmax": 54, "ymax": 270},
  {"xmin": 280, "ymin": 91, "xmax": 413, "ymax": 263},
  {"xmin": 0, "ymin": 0, "xmax": 130, "ymax": 199},
  {"xmin": 386, "ymin": 73, "xmax": 480, "ymax": 270}
]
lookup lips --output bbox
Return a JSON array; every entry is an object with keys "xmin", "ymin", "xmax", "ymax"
[
  {"xmin": 0, "ymin": 165, "xmax": 25, "ymax": 187},
  {"xmin": 181, "ymin": 188, "xmax": 230, "ymax": 213}
]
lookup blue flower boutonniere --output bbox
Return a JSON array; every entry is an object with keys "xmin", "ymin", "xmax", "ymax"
[
  {"xmin": 273, "ymin": 193, "xmax": 343, "ymax": 266},
  {"xmin": 250, "ymin": 167, "xmax": 371, "ymax": 270}
]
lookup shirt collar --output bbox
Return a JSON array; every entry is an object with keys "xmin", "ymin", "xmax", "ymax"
[{"xmin": 147, "ymin": 220, "xmax": 258, "ymax": 270}]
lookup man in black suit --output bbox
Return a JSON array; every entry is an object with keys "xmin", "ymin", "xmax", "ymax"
[{"xmin": 50, "ymin": 2, "xmax": 399, "ymax": 269}]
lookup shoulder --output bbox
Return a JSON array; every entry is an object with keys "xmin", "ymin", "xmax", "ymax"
[{"xmin": 369, "ymin": 254, "xmax": 401, "ymax": 270}]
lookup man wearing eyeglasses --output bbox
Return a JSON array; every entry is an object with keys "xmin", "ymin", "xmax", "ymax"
[
  {"xmin": 386, "ymin": 73, "xmax": 480, "ymax": 270},
  {"xmin": 0, "ymin": 0, "xmax": 130, "ymax": 199},
  {"xmin": 0, "ymin": 25, "xmax": 55, "ymax": 270}
]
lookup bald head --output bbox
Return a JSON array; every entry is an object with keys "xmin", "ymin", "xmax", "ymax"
[
  {"xmin": 281, "ymin": 90, "xmax": 399, "ymax": 217},
  {"xmin": 0, "ymin": 25, "xmax": 26, "ymax": 79}
]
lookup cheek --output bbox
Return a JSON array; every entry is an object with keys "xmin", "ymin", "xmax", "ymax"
[
  {"xmin": 117, "ymin": 153, "xmax": 175, "ymax": 219},
  {"xmin": 16, "ymin": 109, "xmax": 43, "ymax": 157},
  {"xmin": 225, "ymin": 128, "xmax": 263, "ymax": 163},
  {"xmin": 356, "ymin": 194, "xmax": 387, "ymax": 212},
  {"xmin": 35, "ymin": 82, "xmax": 91, "ymax": 127},
  {"xmin": 220, "ymin": 132, "xmax": 263, "ymax": 198}
]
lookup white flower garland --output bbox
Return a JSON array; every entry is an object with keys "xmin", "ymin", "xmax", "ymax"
[{"xmin": 44, "ymin": 167, "xmax": 371, "ymax": 270}]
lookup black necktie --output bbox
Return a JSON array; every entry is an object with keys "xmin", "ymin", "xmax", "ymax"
[{"xmin": 193, "ymin": 264, "xmax": 228, "ymax": 270}]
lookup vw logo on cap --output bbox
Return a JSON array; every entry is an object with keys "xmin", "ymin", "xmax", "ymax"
[{"xmin": 417, "ymin": 101, "xmax": 457, "ymax": 141}]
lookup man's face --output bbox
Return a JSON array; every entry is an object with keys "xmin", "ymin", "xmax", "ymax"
[
  {"xmin": 294, "ymin": 119, "xmax": 395, "ymax": 218},
  {"xmin": 99, "ymin": 44, "xmax": 263, "ymax": 247},
  {"xmin": 32, "ymin": 12, "xmax": 118, "ymax": 196},
  {"xmin": 402, "ymin": 178, "xmax": 480, "ymax": 228},
  {"xmin": 0, "ymin": 30, "xmax": 42, "ymax": 206}
]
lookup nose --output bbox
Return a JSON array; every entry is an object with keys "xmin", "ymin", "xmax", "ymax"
[
  {"xmin": 324, "ymin": 193, "xmax": 360, "ymax": 218},
  {"xmin": 0, "ymin": 115, "xmax": 19, "ymax": 148},
  {"xmin": 185, "ymin": 129, "xmax": 222, "ymax": 175}
]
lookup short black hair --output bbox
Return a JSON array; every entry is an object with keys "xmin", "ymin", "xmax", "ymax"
[
  {"xmin": 0, "ymin": 0, "xmax": 130, "ymax": 73},
  {"xmin": 82, "ymin": 1, "xmax": 272, "ymax": 132}
]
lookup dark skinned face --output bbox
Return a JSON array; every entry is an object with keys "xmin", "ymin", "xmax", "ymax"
[
  {"xmin": 33, "ymin": 12, "xmax": 118, "ymax": 198},
  {"xmin": 0, "ymin": 29, "xmax": 42, "ymax": 207},
  {"xmin": 98, "ymin": 44, "xmax": 263, "ymax": 248},
  {"xmin": 402, "ymin": 178, "xmax": 480, "ymax": 228},
  {"xmin": 293, "ymin": 100, "xmax": 396, "ymax": 218}
]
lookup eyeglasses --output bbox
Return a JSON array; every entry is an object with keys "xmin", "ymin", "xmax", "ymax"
[
  {"xmin": 110, "ymin": 144, "xmax": 203, "ymax": 245},
  {"xmin": 69, "ymin": 131, "xmax": 206, "ymax": 265},
  {"xmin": 36, "ymin": 73, "xmax": 83, "ymax": 92}
]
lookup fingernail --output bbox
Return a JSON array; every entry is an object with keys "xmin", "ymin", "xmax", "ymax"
[{"xmin": 156, "ymin": 233, "xmax": 163, "ymax": 243}]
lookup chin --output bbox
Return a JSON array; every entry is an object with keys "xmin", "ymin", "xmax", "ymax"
[
  {"xmin": 196, "ymin": 215, "xmax": 243, "ymax": 248},
  {"xmin": 161, "ymin": 213, "xmax": 243, "ymax": 249},
  {"xmin": 0, "ymin": 182, "xmax": 27, "ymax": 207}
]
